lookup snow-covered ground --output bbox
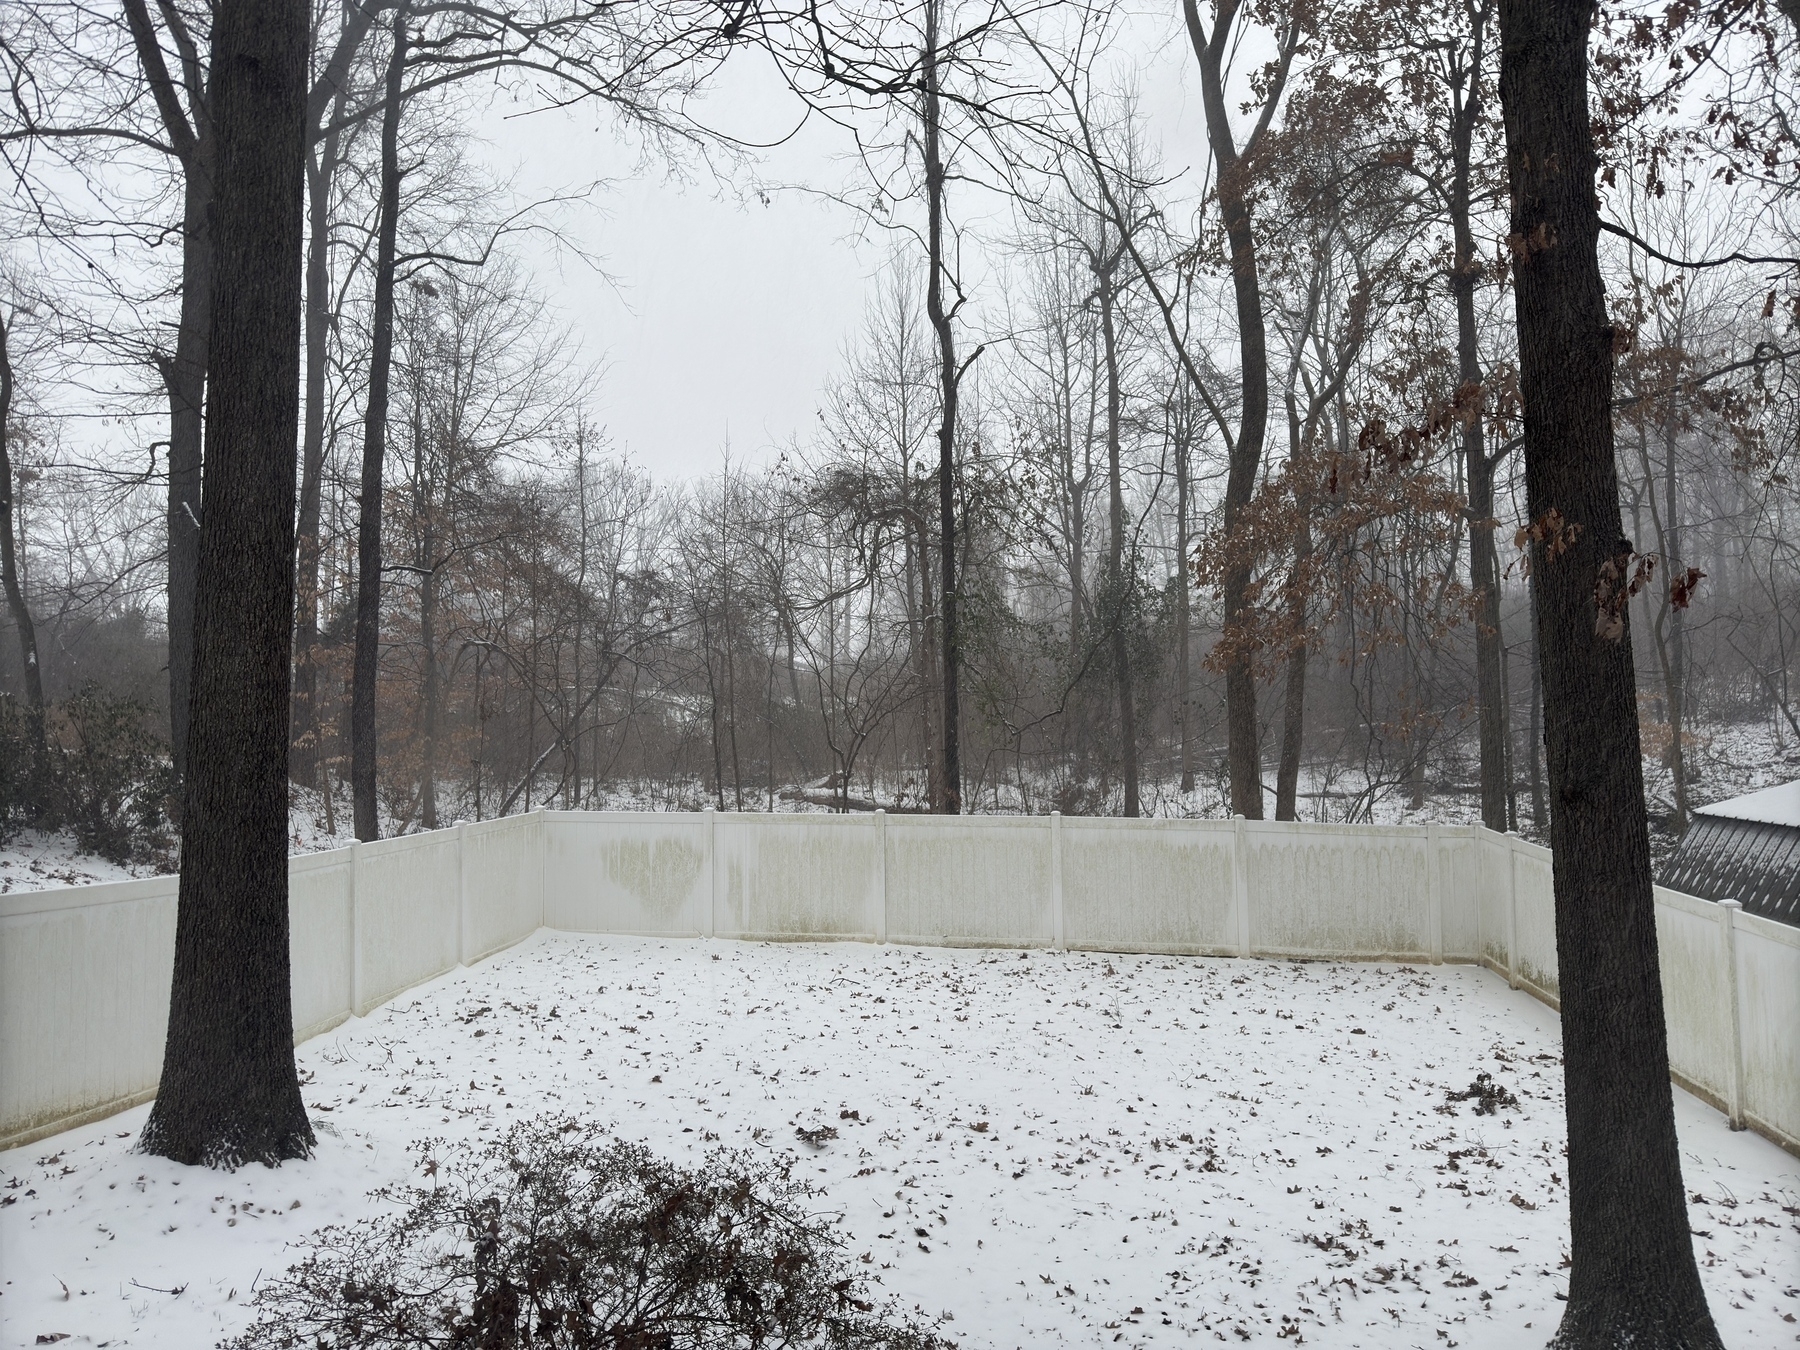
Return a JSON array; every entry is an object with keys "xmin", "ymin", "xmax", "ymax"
[{"xmin": 2, "ymin": 936, "xmax": 1794, "ymax": 1348}]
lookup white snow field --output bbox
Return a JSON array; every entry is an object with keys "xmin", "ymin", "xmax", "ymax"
[{"xmin": 2, "ymin": 934, "xmax": 1795, "ymax": 1349}]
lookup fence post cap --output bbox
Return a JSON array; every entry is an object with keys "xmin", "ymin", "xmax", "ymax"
[
  {"xmin": 1232, "ymin": 813, "xmax": 1245, "ymax": 822},
  {"xmin": 1719, "ymin": 898, "xmax": 1744, "ymax": 911}
]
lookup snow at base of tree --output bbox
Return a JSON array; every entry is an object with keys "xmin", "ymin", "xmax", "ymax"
[{"xmin": 2, "ymin": 935, "xmax": 1792, "ymax": 1348}]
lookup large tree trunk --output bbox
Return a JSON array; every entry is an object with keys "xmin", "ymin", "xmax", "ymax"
[
  {"xmin": 1495, "ymin": 1, "xmax": 1721, "ymax": 1343},
  {"xmin": 922, "ymin": 0, "xmax": 961, "ymax": 814},
  {"xmin": 291, "ymin": 106, "xmax": 345, "ymax": 787},
  {"xmin": 350, "ymin": 7, "xmax": 406, "ymax": 843},
  {"xmin": 1097, "ymin": 254, "xmax": 1138, "ymax": 816},
  {"xmin": 137, "ymin": 0, "xmax": 313, "ymax": 1168}
]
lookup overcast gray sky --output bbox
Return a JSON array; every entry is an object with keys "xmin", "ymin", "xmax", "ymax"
[{"xmin": 477, "ymin": 10, "xmax": 1208, "ymax": 481}]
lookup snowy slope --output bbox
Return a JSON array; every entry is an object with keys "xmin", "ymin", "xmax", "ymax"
[{"xmin": 2, "ymin": 935, "xmax": 1793, "ymax": 1348}]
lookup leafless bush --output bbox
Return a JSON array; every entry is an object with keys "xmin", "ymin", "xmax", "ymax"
[{"xmin": 226, "ymin": 1116, "xmax": 943, "ymax": 1350}]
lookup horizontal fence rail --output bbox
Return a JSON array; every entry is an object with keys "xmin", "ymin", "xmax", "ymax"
[{"xmin": 2, "ymin": 812, "xmax": 1794, "ymax": 1156}]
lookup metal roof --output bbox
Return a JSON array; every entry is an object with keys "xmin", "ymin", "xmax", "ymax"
[
  {"xmin": 1693, "ymin": 779, "xmax": 1800, "ymax": 829},
  {"xmin": 1661, "ymin": 813, "xmax": 1800, "ymax": 927}
]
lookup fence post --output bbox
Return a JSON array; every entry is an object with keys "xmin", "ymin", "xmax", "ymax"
[
  {"xmin": 873, "ymin": 811, "xmax": 888, "ymax": 944},
  {"xmin": 1050, "ymin": 811, "xmax": 1064, "ymax": 951},
  {"xmin": 348, "ymin": 839, "xmax": 364, "ymax": 1015},
  {"xmin": 536, "ymin": 806, "xmax": 548, "ymax": 931},
  {"xmin": 456, "ymin": 820, "xmax": 469, "ymax": 966},
  {"xmin": 1505, "ymin": 832, "xmax": 1521, "ymax": 990},
  {"xmin": 1232, "ymin": 815, "xmax": 1251, "ymax": 958},
  {"xmin": 704, "ymin": 811, "xmax": 721, "ymax": 938},
  {"xmin": 1719, "ymin": 899, "xmax": 1747, "ymax": 1131},
  {"xmin": 1427, "ymin": 823, "xmax": 1444, "ymax": 965}
]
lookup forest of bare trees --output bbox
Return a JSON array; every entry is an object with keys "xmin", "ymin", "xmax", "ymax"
[{"xmin": 3, "ymin": 0, "xmax": 1793, "ymax": 853}]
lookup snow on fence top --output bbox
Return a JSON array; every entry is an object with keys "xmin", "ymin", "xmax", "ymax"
[{"xmin": 1, "ymin": 811, "xmax": 1795, "ymax": 1156}]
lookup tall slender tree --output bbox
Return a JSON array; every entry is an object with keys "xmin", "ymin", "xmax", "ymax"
[
  {"xmin": 1182, "ymin": 0, "xmax": 1303, "ymax": 820},
  {"xmin": 138, "ymin": 0, "xmax": 314, "ymax": 1167},
  {"xmin": 350, "ymin": 3, "xmax": 409, "ymax": 843},
  {"xmin": 1495, "ymin": 0, "xmax": 1721, "ymax": 1342}
]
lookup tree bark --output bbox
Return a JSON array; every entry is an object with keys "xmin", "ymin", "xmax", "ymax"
[
  {"xmin": 1496, "ymin": 1, "xmax": 1720, "ymax": 1342},
  {"xmin": 1096, "ymin": 249, "xmax": 1138, "ymax": 816},
  {"xmin": 350, "ymin": 6, "xmax": 407, "ymax": 843},
  {"xmin": 922, "ymin": 0, "xmax": 962, "ymax": 814},
  {"xmin": 137, "ymin": 0, "xmax": 313, "ymax": 1168}
]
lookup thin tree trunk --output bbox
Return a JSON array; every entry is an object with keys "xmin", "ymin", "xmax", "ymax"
[
  {"xmin": 1659, "ymin": 403, "xmax": 1688, "ymax": 832},
  {"xmin": 1447, "ymin": 9, "xmax": 1508, "ymax": 833},
  {"xmin": 291, "ymin": 96, "xmax": 346, "ymax": 786},
  {"xmin": 1528, "ymin": 642, "xmax": 1545, "ymax": 827},
  {"xmin": 1496, "ymin": 1, "xmax": 1721, "ymax": 1341},
  {"xmin": 0, "ymin": 311, "xmax": 44, "ymax": 712},
  {"xmin": 350, "ymin": 6, "xmax": 406, "ymax": 843},
  {"xmin": 1174, "ymin": 401, "xmax": 1195, "ymax": 795},
  {"xmin": 1185, "ymin": 0, "xmax": 1282, "ymax": 819},
  {"xmin": 416, "ymin": 426, "xmax": 439, "ymax": 832},
  {"xmin": 121, "ymin": 0, "xmax": 213, "ymax": 787},
  {"xmin": 922, "ymin": 0, "xmax": 961, "ymax": 814},
  {"xmin": 138, "ymin": 0, "xmax": 312, "ymax": 1167},
  {"xmin": 159, "ymin": 169, "xmax": 213, "ymax": 789},
  {"xmin": 1096, "ymin": 252, "xmax": 1138, "ymax": 816},
  {"xmin": 1275, "ymin": 520, "xmax": 1312, "ymax": 821}
]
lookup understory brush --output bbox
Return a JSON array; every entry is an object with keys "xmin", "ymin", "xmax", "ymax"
[
  {"xmin": 227, "ymin": 1116, "xmax": 944, "ymax": 1350},
  {"xmin": 0, "ymin": 686, "xmax": 174, "ymax": 866}
]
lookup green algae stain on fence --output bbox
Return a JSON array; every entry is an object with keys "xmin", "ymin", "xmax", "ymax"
[{"xmin": 602, "ymin": 837, "xmax": 704, "ymax": 922}]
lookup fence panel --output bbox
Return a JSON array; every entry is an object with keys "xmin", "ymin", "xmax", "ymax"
[
  {"xmin": 0, "ymin": 878, "xmax": 177, "ymax": 1148},
  {"xmin": 462, "ymin": 814, "xmax": 542, "ymax": 958},
  {"xmin": 1245, "ymin": 823, "xmax": 1432, "ymax": 959},
  {"xmin": 1653, "ymin": 886, "xmax": 1736, "ymax": 1113},
  {"xmin": 353, "ymin": 833, "xmax": 461, "ymax": 1014},
  {"xmin": 716, "ymin": 813, "xmax": 878, "ymax": 941},
  {"xmin": 1060, "ymin": 818, "xmax": 1234, "ymax": 954},
  {"xmin": 1735, "ymin": 912, "xmax": 1800, "ymax": 1150},
  {"xmin": 545, "ymin": 812, "xmax": 709, "ymax": 937},
  {"xmin": 885, "ymin": 816, "xmax": 1053, "ymax": 947},
  {"xmin": 289, "ymin": 853, "xmax": 352, "ymax": 1038}
]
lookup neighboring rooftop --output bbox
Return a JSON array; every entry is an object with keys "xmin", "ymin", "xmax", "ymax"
[
  {"xmin": 1664, "ymin": 779, "xmax": 1800, "ymax": 926},
  {"xmin": 1693, "ymin": 778, "xmax": 1800, "ymax": 829}
]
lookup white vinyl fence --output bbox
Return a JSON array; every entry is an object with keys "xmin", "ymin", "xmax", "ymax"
[{"xmin": 2, "ymin": 812, "xmax": 1794, "ymax": 1156}]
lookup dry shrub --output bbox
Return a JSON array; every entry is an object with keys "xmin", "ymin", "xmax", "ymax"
[{"xmin": 227, "ymin": 1116, "xmax": 944, "ymax": 1350}]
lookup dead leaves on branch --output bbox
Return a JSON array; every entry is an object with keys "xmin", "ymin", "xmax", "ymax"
[
  {"xmin": 1191, "ymin": 392, "xmax": 1479, "ymax": 678},
  {"xmin": 1512, "ymin": 515, "xmax": 1707, "ymax": 642}
]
